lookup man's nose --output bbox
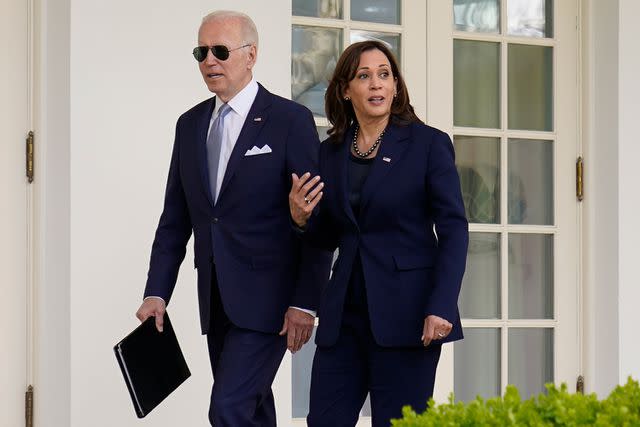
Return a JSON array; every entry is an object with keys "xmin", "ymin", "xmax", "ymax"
[{"xmin": 205, "ymin": 49, "xmax": 218, "ymax": 65}]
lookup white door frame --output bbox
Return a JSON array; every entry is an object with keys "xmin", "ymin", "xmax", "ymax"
[{"xmin": 1, "ymin": 0, "xmax": 33, "ymax": 425}]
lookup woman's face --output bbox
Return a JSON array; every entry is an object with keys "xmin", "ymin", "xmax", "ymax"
[{"xmin": 344, "ymin": 48, "xmax": 397, "ymax": 124}]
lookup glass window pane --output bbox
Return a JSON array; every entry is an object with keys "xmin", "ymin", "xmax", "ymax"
[
  {"xmin": 507, "ymin": 0, "xmax": 553, "ymax": 38},
  {"xmin": 317, "ymin": 126, "xmax": 331, "ymax": 141},
  {"xmin": 454, "ymin": 0, "xmax": 500, "ymax": 33},
  {"xmin": 508, "ymin": 139, "xmax": 553, "ymax": 225},
  {"xmin": 361, "ymin": 395, "xmax": 371, "ymax": 416},
  {"xmin": 292, "ymin": 327, "xmax": 317, "ymax": 417},
  {"xmin": 508, "ymin": 234, "xmax": 553, "ymax": 319},
  {"xmin": 459, "ymin": 233, "xmax": 501, "ymax": 318},
  {"xmin": 351, "ymin": 30, "xmax": 400, "ymax": 63},
  {"xmin": 351, "ymin": 0, "xmax": 400, "ymax": 24},
  {"xmin": 292, "ymin": 26, "xmax": 343, "ymax": 118},
  {"xmin": 454, "ymin": 136, "xmax": 500, "ymax": 224},
  {"xmin": 293, "ymin": 0, "xmax": 343, "ymax": 19},
  {"xmin": 455, "ymin": 328, "xmax": 501, "ymax": 401},
  {"xmin": 508, "ymin": 44, "xmax": 553, "ymax": 131},
  {"xmin": 350, "ymin": 30, "xmax": 401, "ymax": 63},
  {"xmin": 454, "ymin": 40, "xmax": 500, "ymax": 129},
  {"xmin": 508, "ymin": 328, "xmax": 554, "ymax": 399}
]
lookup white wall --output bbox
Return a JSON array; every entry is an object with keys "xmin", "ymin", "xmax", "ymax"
[
  {"xmin": 64, "ymin": 1, "xmax": 291, "ymax": 426},
  {"xmin": 617, "ymin": 0, "xmax": 640, "ymax": 385}
]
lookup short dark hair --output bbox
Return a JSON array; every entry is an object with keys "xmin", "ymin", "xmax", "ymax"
[{"xmin": 325, "ymin": 40, "xmax": 421, "ymax": 141}]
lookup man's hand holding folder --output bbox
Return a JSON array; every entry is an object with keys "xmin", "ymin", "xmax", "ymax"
[{"xmin": 136, "ymin": 297, "xmax": 166, "ymax": 332}]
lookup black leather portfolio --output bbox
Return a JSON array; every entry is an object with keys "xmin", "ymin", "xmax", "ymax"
[{"xmin": 114, "ymin": 312, "xmax": 191, "ymax": 418}]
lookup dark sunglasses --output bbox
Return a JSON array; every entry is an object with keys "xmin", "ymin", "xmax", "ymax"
[{"xmin": 192, "ymin": 44, "xmax": 251, "ymax": 62}]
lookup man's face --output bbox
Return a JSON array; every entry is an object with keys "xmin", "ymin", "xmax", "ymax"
[{"xmin": 197, "ymin": 18, "xmax": 256, "ymax": 102}]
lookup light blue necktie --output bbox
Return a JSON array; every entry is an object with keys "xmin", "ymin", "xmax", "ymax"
[{"xmin": 206, "ymin": 103, "xmax": 232, "ymax": 204}]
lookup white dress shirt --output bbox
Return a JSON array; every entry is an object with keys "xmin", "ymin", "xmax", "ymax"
[{"xmin": 209, "ymin": 78, "xmax": 259, "ymax": 204}]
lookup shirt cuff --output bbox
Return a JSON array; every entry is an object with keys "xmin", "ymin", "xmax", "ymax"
[
  {"xmin": 144, "ymin": 296, "xmax": 166, "ymax": 304},
  {"xmin": 289, "ymin": 306, "xmax": 316, "ymax": 317}
]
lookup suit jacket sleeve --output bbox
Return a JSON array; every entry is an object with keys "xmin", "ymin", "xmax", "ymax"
[
  {"xmin": 424, "ymin": 130, "xmax": 469, "ymax": 322},
  {"xmin": 143, "ymin": 116, "xmax": 193, "ymax": 303},
  {"xmin": 285, "ymin": 107, "xmax": 333, "ymax": 311}
]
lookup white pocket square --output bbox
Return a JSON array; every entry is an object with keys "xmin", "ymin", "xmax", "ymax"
[{"xmin": 244, "ymin": 144, "xmax": 273, "ymax": 156}]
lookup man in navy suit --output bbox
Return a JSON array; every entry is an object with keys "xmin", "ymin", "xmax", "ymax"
[{"xmin": 135, "ymin": 11, "xmax": 332, "ymax": 426}]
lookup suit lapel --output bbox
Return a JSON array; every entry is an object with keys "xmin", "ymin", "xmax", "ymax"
[
  {"xmin": 358, "ymin": 124, "xmax": 411, "ymax": 215},
  {"xmin": 217, "ymin": 84, "xmax": 272, "ymax": 203},
  {"xmin": 197, "ymin": 97, "xmax": 216, "ymax": 208}
]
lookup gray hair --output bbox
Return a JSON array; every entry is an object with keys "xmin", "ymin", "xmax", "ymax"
[{"xmin": 200, "ymin": 10, "xmax": 259, "ymax": 47}]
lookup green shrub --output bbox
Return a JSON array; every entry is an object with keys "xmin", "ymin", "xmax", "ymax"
[{"xmin": 391, "ymin": 378, "xmax": 640, "ymax": 427}]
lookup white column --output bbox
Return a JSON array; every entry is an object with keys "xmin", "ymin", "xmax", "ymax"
[
  {"xmin": 34, "ymin": 0, "xmax": 71, "ymax": 425},
  {"xmin": 583, "ymin": 0, "xmax": 620, "ymax": 397},
  {"xmin": 617, "ymin": 0, "xmax": 640, "ymax": 385}
]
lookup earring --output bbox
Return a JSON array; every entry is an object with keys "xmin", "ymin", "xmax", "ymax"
[
  {"xmin": 344, "ymin": 96, "xmax": 350, "ymax": 101},
  {"xmin": 393, "ymin": 93, "xmax": 397, "ymax": 98}
]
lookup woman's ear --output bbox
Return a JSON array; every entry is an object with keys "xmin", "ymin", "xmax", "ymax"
[{"xmin": 343, "ymin": 86, "xmax": 351, "ymax": 101}]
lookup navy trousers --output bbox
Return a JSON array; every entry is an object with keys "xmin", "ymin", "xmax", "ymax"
[
  {"xmin": 308, "ymin": 256, "xmax": 441, "ymax": 427},
  {"xmin": 206, "ymin": 267, "xmax": 287, "ymax": 426}
]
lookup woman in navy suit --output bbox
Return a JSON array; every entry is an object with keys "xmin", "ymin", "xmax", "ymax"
[{"xmin": 290, "ymin": 40, "xmax": 468, "ymax": 427}]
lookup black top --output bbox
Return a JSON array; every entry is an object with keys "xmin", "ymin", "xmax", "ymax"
[
  {"xmin": 346, "ymin": 153, "xmax": 375, "ymax": 315},
  {"xmin": 348, "ymin": 153, "xmax": 375, "ymax": 218}
]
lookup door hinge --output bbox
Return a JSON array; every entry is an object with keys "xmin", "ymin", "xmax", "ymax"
[
  {"xmin": 576, "ymin": 156, "xmax": 584, "ymax": 201},
  {"xmin": 25, "ymin": 385, "xmax": 34, "ymax": 427},
  {"xmin": 26, "ymin": 131, "xmax": 34, "ymax": 183},
  {"xmin": 577, "ymin": 375, "xmax": 585, "ymax": 394}
]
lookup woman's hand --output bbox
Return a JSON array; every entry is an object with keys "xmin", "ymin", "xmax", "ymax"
[
  {"xmin": 421, "ymin": 314, "xmax": 453, "ymax": 347},
  {"xmin": 289, "ymin": 172, "xmax": 324, "ymax": 228}
]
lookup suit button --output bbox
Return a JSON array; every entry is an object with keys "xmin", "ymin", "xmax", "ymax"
[{"xmin": 212, "ymin": 217, "xmax": 219, "ymax": 224}]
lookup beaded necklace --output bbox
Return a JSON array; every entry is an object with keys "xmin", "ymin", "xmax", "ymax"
[{"xmin": 352, "ymin": 125, "xmax": 385, "ymax": 158}]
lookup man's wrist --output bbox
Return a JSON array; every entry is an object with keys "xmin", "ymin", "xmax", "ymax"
[
  {"xmin": 144, "ymin": 296, "xmax": 166, "ymax": 305},
  {"xmin": 289, "ymin": 306, "xmax": 316, "ymax": 317}
]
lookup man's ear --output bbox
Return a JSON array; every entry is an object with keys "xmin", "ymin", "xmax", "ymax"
[{"xmin": 246, "ymin": 44, "xmax": 257, "ymax": 70}]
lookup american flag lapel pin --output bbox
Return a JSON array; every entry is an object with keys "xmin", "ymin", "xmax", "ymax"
[
  {"xmin": 382, "ymin": 157, "xmax": 391, "ymax": 163},
  {"xmin": 253, "ymin": 117, "xmax": 263, "ymax": 122}
]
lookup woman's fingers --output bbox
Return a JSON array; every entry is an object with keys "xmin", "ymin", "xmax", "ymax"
[
  {"xmin": 301, "ymin": 175, "xmax": 321, "ymax": 197},
  {"xmin": 304, "ymin": 181, "xmax": 324, "ymax": 204},
  {"xmin": 289, "ymin": 173, "xmax": 324, "ymax": 227}
]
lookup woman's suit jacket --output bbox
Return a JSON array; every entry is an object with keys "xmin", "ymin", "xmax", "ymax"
[{"xmin": 310, "ymin": 121, "xmax": 469, "ymax": 348}]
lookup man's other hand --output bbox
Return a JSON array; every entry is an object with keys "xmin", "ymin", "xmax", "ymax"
[{"xmin": 279, "ymin": 307, "xmax": 314, "ymax": 353}]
